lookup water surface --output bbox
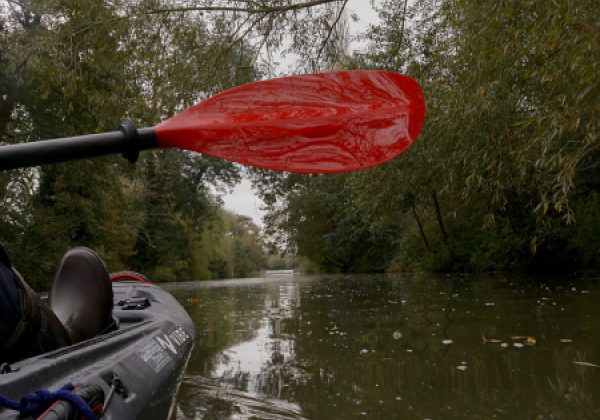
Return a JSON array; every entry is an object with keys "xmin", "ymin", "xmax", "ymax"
[{"xmin": 164, "ymin": 273, "xmax": 600, "ymax": 420}]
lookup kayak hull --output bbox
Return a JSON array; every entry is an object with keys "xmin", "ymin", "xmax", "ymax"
[{"xmin": 0, "ymin": 281, "xmax": 195, "ymax": 420}]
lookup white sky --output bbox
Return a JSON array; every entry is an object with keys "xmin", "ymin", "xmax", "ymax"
[{"xmin": 222, "ymin": 0, "xmax": 381, "ymax": 227}]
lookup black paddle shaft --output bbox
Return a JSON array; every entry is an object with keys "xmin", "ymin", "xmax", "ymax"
[{"xmin": 0, "ymin": 119, "xmax": 158, "ymax": 171}]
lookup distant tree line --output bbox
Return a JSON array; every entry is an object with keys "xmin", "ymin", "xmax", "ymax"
[{"xmin": 256, "ymin": 0, "xmax": 600, "ymax": 273}]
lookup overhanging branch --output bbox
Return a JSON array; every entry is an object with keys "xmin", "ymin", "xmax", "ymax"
[
  {"xmin": 316, "ymin": 0, "xmax": 348, "ymax": 63},
  {"xmin": 149, "ymin": 0, "xmax": 343, "ymax": 15}
]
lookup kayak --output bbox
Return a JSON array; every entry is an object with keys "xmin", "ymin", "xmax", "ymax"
[{"xmin": 0, "ymin": 275, "xmax": 195, "ymax": 420}]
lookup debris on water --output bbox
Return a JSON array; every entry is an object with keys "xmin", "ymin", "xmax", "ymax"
[
  {"xmin": 482, "ymin": 334, "xmax": 502, "ymax": 343},
  {"xmin": 510, "ymin": 336, "xmax": 536, "ymax": 346},
  {"xmin": 360, "ymin": 349, "xmax": 369, "ymax": 354},
  {"xmin": 442, "ymin": 339, "xmax": 453, "ymax": 345},
  {"xmin": 392, "ymin": 331, "xmax": 403, "ymax": 340},
  {"xmin": 485, "ymin": 302, "xmax": 495, "ymax": 306},
  {"xmin": 561, "ymin": 339, "xmax": 573, "ymax": 343},
  {"xmin": 457, "ymin": 366, "xmax": 467, "ymax": 370},
  {"xmin": 513, "ymin": 343, "xmax": 525, "ymax": 348},
  {"xmin": 501, "ymin": 343, "xmax": 509, "ymax": 347}
]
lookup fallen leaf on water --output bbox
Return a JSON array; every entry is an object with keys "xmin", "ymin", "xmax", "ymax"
[
  {"xmin": 574, "ymin": 362, "xmax": 600, "ymax": 368},
  {"xmin": 561, "ymin": 339, "xmax": 572, "ymax": 343}
]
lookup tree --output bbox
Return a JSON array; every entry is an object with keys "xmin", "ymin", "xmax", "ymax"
[
  {"xmin": 226, "ymin": 212, "xmax": 265, "ymax": 278},
  {"xmin": 366, "ymin": 0, "xmax": 600, "ymax": 271},
  {"xmin": 1, "ymin": 0, "xmax": 352, "ymax": 143},
  {"xmin": 257, "ymin": 0, "xmax": 599, "ymax": 273},
  {"xmin": 1, "ymin": 0, "xmax": 355, "ymax": 284},
  {"xmin": 260, "ymin": 172, "xmax": 396, "ymax": 272}
]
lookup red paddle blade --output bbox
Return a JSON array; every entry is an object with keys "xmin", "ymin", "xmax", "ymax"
[{"xmin": 155, "ymin": 71, "xmax": 425, "ymax": 174}]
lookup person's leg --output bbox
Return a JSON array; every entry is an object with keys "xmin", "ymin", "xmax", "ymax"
[
  {"xmin": 0, "ymin": 244, "xmax": 21, "ymax": 350},
  {"xmin": 0, "ymin": 244, "xmax": 71, "ymax": 365}
]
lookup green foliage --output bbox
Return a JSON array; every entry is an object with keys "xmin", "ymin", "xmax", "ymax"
[
  {"xmin": 225, "ymin": 212, "xmax": 266, "ymax": 278},
  {"xmin": 256, "ymin": 0, "xmax": 600, "ymax": 274},
  {"xmin": 258, "ymin": 172, "xmax": 398, "ymax": 273},
  {"xmin": 266, "ymin": 254, "xmax": 319, "ymax": 273}
]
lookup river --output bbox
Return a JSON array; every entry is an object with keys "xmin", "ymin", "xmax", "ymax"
[{"xmin": 162, "ymin": 273, "xmax": 600, "ymax": 420}]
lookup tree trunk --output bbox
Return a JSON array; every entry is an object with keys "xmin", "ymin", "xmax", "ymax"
[
  {"xmin": 0, "ymin": 61, "xmax": 27, "ymax": 142},
  {"xmin": 0, "ymin": 85, "xmax": 18, "ymax": 142},
  {"xmin": 412, "ymin": 202, "xmax": 430, "ymax": 251},
  {"xmin": 432, "ymin": 189, "xmax": 449, "ymax": 246}
]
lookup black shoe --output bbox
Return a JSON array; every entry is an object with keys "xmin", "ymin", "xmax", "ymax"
[{"xmin": 49, "ymin": 247, "xmax": 115, "ymax": 344}]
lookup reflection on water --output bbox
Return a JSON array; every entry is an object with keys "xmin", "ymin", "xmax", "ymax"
[{"xmin": 164, "ymin": 274, "xmax": 600, "ymax": 420}]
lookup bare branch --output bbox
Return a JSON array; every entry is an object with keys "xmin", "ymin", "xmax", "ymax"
[
  {"xmin": 316, "ymin": 0, "xmax": 348, "ymax": 64},
  {"xmin": 148, "ymin": 0, "xmax": 344, "ymax": 15},
  {"xmin": 386, "ymin": 0, "xmax": 409, "ymax": 66}
]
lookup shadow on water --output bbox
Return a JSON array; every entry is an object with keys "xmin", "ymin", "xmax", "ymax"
[{"xmin": 164, "ymin": 273, "xmax": 600, "ymax": 420}]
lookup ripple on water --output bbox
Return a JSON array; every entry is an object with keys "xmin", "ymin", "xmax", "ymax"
[{"xmin": 174, "ymin": 374, "xmax": 307, "ymax": 420}]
